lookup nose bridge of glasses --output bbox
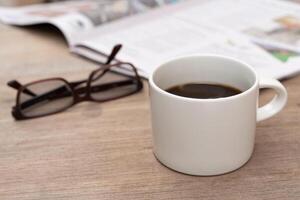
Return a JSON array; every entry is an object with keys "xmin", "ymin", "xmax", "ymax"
[
  {"xmin": 70, "ymin": 72, "xmax": 105, "ymax": 102},
  {"xmin": 73, "ymin": 83, "xmax": 89, "ymax": 101}
]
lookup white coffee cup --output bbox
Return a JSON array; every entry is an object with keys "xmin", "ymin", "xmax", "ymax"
[{"xmin": 149, "ymin": 55, "xmax": 287, "ymax": 176}]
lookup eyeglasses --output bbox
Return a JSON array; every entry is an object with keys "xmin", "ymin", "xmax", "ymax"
[{"xmin": 8, "ymin": 44, "xmax": 143, "ymax": 120}]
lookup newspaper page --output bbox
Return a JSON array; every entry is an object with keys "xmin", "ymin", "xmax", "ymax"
[
  {"xmin": 174, "ymin": 0, "xmax": 300, "ymax": 65},
  {"xmin": 72, "ymin": 0, "xmax": 300, "ymax": 79},
  {"xmin": 0, "ymin": 0, "xmax": 183, "ymax": 45}
]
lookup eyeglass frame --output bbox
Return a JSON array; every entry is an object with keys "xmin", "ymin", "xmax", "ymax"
[{"xmin": 8, "ymin": 45, "xmax": 143, "ymax": 120}]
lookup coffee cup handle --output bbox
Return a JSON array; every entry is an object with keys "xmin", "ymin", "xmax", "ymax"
[{"xmin": 257, "ymin": 77, "xmax": 288, "ymax": 122}]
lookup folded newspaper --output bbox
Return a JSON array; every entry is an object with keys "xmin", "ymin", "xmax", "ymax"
[{"xmin": 1, "ymin": 0, "xmax": 300, "ymax": 79}]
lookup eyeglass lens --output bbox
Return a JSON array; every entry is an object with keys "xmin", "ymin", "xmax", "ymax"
[{"xmin": 19, "ymin": 79, "xmax": 74, "ymax": 117}]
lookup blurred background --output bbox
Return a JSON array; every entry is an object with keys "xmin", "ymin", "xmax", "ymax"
[
  {"xmin": 0, "ymin": 0, "xmax": 179, "ymax": 6},
  {"xmin": 0, "ymin": 0, "xmax": 297, "ymax": 7},
  {"xmin": 0, "ymin": 0, "xmax": 56, "ymax": 6}
]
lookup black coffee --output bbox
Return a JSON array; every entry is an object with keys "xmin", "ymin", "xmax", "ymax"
[{"xmin": 166, "ymin": 83, "xmax": 241, "ymax": 99}]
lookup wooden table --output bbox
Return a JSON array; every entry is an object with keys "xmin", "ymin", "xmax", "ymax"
[{"xmin": 0, "ymin": 24, "xmax": 299, "ymax": 200}]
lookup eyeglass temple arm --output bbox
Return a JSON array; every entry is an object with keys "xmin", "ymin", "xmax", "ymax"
[
  {"xmin": 68, "ymin": 44, "xmax": 122, "ymax": 86},
  {"xmin": 105, "ymin": 44, "xmax": 122, "ymax": 65},
  {"xmin": 19, "ymin": 86, "xmax": 69, "ymax": 110},
  {"xmin": 7, "ymin": 80, "xmax": 37, "ymax": 96},
  {"xmin": 88, "ymin": 79, "xmax": 141, "ymax": 94},
  {"xmin": 68, "ymin": 44, "xmax": 122, "ymax": 88},
  {"xmin": 19, "ymin": 79, "xmax": 139, "ymax": 109},
  {"xmin": 90, "ymin": 44, "xmax": 123, "ymax": 81}
]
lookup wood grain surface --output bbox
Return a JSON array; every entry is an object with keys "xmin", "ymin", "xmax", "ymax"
[{"xmin": 0, "ymin": 24, "xmax": 299, "ymax": 200}]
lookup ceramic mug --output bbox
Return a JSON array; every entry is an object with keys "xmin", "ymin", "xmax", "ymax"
[{"xmin": 149, "ymin": 55, "xmax": 287, "ymax": 176}]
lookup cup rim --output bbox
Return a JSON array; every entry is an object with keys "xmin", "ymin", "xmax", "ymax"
[{"xmin": 149, "ymin": 54, "xmax": 259, "ymax": 102}]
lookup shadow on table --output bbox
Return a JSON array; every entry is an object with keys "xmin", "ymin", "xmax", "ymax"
[{"xmin": 13, "ymin": 23, "xmax": 68, "ymax": 46}]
